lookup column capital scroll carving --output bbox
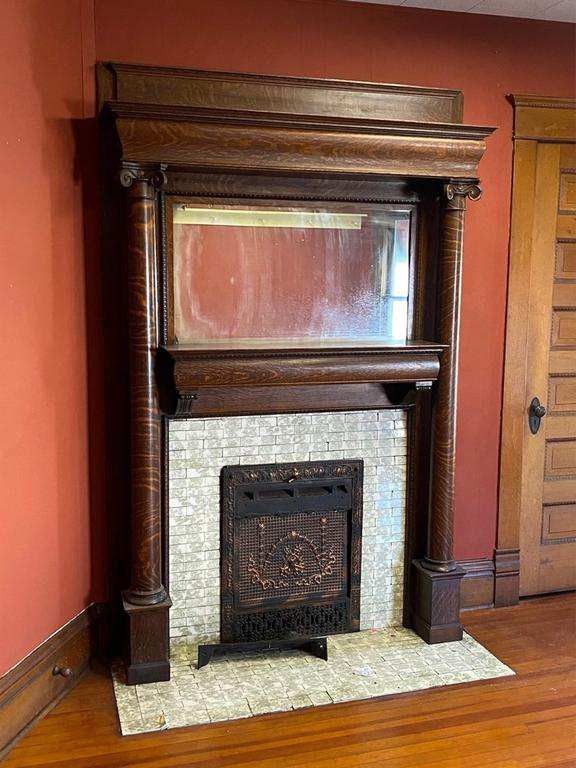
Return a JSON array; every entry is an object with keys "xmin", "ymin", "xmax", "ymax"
[
  {"xmin": 444, "ymin": 180, "xmax": 482, "ymax": 209},
  {"xmin": 119, "ymin": 162, "xmax": 168, "ymax": 190}
]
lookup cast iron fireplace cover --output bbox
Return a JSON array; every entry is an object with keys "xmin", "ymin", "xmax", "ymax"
[{"xmin": 220, "ymin": 459, "xmax": 364, "ymax": 643}]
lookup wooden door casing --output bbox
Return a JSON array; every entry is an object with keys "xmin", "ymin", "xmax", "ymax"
[{"xmin": 499, "ymin": 96, "xmax": 576, "ymax": 605}]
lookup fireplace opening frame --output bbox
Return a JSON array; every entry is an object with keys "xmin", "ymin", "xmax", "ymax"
[
  {"xmin": 220, "ymin": 459, "xmax": 364, "ymax": 644},
  {"xmin": 96, "ymin": 62, "xmax": 495, "ymax": 684}
]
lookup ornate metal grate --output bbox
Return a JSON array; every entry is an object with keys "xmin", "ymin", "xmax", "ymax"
[{"xmin": 220, "ymin": 460, "xmax": 363, "ymax": 643}]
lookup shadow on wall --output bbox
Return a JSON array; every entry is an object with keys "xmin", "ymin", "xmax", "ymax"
[{"xmin": 73, "ymin": 113, "xmax": 132, "ymax": 643}]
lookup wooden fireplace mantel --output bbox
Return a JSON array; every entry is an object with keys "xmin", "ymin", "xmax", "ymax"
[
  {"xmin": 98, "ymin": 61, "xmax": 494, "ymax": 684},
  {"xmin": 106, "ymin": 101, "xmax": 491, "ymax": 180},
  {"xmin": 158, "ymin": 340, "xmax": 445, "ymax": 417}
]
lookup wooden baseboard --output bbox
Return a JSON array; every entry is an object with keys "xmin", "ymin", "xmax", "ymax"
[
  {"xmin": 458, "ymin": 549, "xmax": 522, "ymax": 610},
  {"xmin": 458, "ymin": 557, "xmax": 495, "ymax": 610},
  {"xmin": 494, "ymin": 548, "xmax": 520, "ymax": 607},
  {"xmin": 0, "ymin": 603, "xmax": 104, "ymax": 759}
]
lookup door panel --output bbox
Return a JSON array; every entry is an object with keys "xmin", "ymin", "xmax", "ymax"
[
  {"xmin": 544, "ymin": 439, "xmax": 576, "ymax": 478},
  {"xmin": 559, "ymin": 173, "xmax": 576, "ymax": 210},
  {"xmin": 542, "ymin": 504, "xmax": 576, "ymax": 542},
  {"xmin": 549, "ymin": 350, "xmax": 576, "ymax": 374},
  {"xmin": 548, "ymin": 377, "xmax": 576, "ymax": 413},
  {"xmin": 543, "ymin": 478, "xmax": 576, "ymax": 505},
  {"xmin": 557, "ymin": 214, "xmax": 576, "ymax": 238},
  {"xmin": 556, "ymin": 242, "xmax": 576, "ymax": 278},
  {"xmin": 551, "ymin": 309, "xmax": 576, "ymax": 347},
  {"xmin": 520, "ymin": 146, "xmax": 576, "ymax": 596},
  {"xmin": 552, "ymin": 283, "xmax": 576, "ymax": 306}
]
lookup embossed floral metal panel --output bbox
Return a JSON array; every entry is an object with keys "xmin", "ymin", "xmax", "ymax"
[{"xmin": 220, "ymin": 460, "xmax": 363, "ymax": 643}]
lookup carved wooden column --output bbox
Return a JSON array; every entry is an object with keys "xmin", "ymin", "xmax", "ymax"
[
  {"xmin": 120, "ymin": 163, "xmax": 171, "ymax": 684},
  {"xmin": 412, "ymin": 180, "xmax": 481, "ymax": 643}
]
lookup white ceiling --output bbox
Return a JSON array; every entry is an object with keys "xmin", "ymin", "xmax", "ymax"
[{"xmin": 344, "ymin": 0, "xmax": 576, "ymax": 22}]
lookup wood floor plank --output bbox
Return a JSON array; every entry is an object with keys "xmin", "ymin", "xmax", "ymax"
[{"xmin": 3, "ymin": 594, "xmax": 575, "ymax": 768}]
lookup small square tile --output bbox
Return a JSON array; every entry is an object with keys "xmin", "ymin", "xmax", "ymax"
[
  {"xmin": 112, "ymin": 629, "xmax": 514, "ymax": 735},
  {"xmin": 167, "ymin": 410, "xmax": 409, "ymax": 643},
  {"xmin": 290, "ymin": 694, "xmax": 313, "ymax": 709}
]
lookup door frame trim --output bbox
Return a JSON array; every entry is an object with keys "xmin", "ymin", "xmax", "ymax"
[{"xmin": 497, "ymin": 95, "xmax": 575, "ymax": 607}]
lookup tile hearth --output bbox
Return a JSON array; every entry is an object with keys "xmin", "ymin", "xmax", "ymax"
[{"xmin": 112, "ymin": 628, "xmax": 514, "ymax": 735}]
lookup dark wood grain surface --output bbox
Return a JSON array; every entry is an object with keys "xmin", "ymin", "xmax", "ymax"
[
  {"xmin": 0, "ymin": 609, "xmax": 92, "ymax": 760},
  {"xmin": 170, "ymin": 350, "xmax": 442, "ymax": 389},
  {"xmin": 426, "ymin": 182, "xmax": 481, "ymax": 570},
  {"xmin": 159, "ymin": 343, "xmax": 444, "ymax": 416},
  {"xmin": 166, "ymin": 383, "xmax": 413, "ymax": 419},
  {"xmin": 408, "ymin": 182, "xmax": 483, "ymax": 645},
  {"xmin": 4, "ymin": 594, "xmax": 575, "ymax": 768},
  {"xmin": 114, "ymin": 113, "xmax": 490, "ymax": 180},
  {"xmin": 120, "ymin": 172, "xmax": 171, "ymax": 685},
  {"xmin": 122, "ymin": 173, "xmax": 166, "ymax": 607},
  {"xmin": 98, "ymin": 61, "xmax": 465, "ymax": 123}
]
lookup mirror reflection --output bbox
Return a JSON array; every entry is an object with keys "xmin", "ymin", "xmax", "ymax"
[{"xmin": 172, "ymin": 203, "xmax": 411, "ymax": 345}]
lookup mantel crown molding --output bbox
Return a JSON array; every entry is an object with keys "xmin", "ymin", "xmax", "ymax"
[
  {"xmin": 98, "ymin": 62, "xmax": 495, "ymax": 181},
  {"xmin": 105, "ymin": 99, "xmax": 495, "ymax": 143},
  {"xmin": 98, "ymin": 60, "xmax": 467, "ymax": 123}
]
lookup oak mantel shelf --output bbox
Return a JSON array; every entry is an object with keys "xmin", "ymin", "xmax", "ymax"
[{"xmin": 157, "ymin": 340, "xmax": 445, "ymax": 417}]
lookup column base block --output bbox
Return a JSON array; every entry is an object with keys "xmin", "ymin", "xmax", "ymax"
[
  {"xmin": 410, "ymin": 559, "xmax": 465, "ymax": 644},
  {"xmin": 122, "ymin": 594, "xmax": 172, "ymax": 685}
]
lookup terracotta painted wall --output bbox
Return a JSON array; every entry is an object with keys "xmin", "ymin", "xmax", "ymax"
[
  {"xmin": 95, "ymin": 0, "xmax": 575, "ymax": 561},
  {"xmin": 0, "ymin": 0, "xmax": 93, "ymax": 674},
  {"xmin": 1, "ymin": 0, "xmax": 573, "ymax": 677}
]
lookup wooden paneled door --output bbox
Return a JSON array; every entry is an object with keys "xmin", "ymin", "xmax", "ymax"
[
  {"xmin": 499, "ymin": 96, "xmax": 576, "ymax": 603},
  {"xmin": 521, "ymin": 142, "xmax": 576, "ymax": 595}
]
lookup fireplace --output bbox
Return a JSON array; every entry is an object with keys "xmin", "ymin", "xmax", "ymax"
[
  {"xmin": 168, "ymin": 410, "xmax": 406, "ymax": 648},
  {"xmin": 220, "ymin": 459, "xmax": 363, "ymax": 644},
  {"xmin": 98, "ymin": 62, "xmax": 494, "ymax": 683}
]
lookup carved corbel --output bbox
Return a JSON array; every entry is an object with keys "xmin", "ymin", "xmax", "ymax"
[{"xmin": 174, "ymin": 393, "xmax": 198, "ymax": 418}]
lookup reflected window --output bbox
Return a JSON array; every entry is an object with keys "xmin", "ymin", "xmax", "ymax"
[{"xmin": 171, "ymin": 203, "xmax": 411, "ymax": 344}]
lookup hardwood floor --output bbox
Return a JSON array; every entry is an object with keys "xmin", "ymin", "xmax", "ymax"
[{"xmin": 3, "ymin": 594, "xmax": 575, "ymax": 768}]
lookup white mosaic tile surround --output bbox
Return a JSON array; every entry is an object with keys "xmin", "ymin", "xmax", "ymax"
[
  {"xmin": 112, "ymin": 628, "xmax": 514, "ymax": 735},
  {"xmin": 168, "ymin": 410, "xmax": 407, "ymax": 643}
]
